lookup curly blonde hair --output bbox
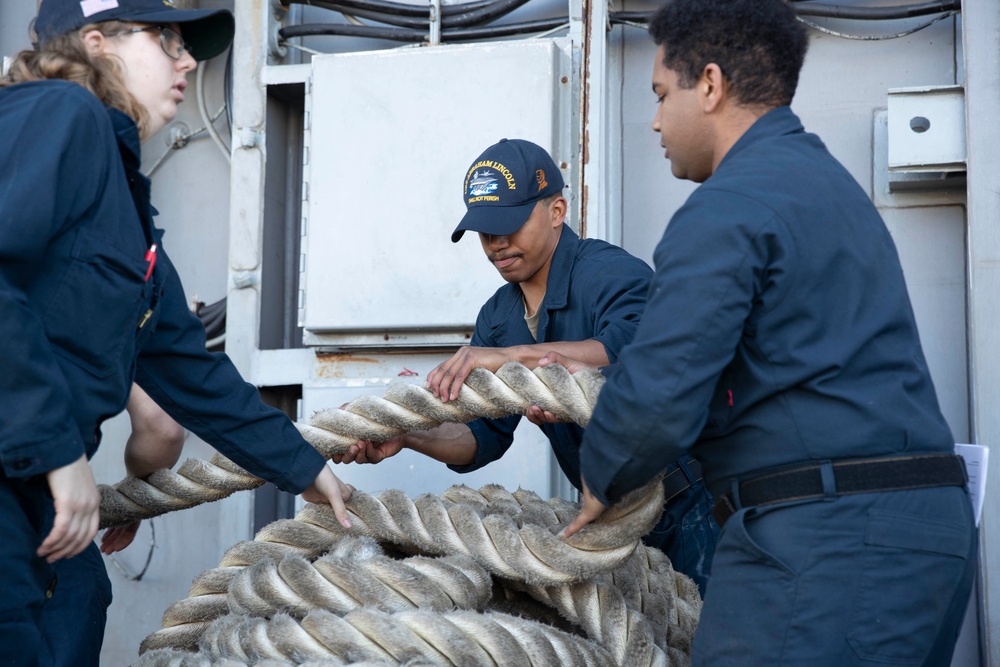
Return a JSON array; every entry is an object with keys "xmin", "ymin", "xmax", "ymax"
[{"xmin": 1, "ymin": 22, "xmax": 151, "ymax": 137}]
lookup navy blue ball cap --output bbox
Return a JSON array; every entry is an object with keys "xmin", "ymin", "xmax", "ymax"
[
  {"xmin": 35, "ymin": 0, "xmax": 234, "ymax": 62},
  {"xmin": 452, "ymin": 138, "xmax": 565, "ymax": 243}
]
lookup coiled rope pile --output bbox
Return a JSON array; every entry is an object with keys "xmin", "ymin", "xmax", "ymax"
[{"xmin": 103, "ymin": 363, "xmax": 701, "ymax": 666}]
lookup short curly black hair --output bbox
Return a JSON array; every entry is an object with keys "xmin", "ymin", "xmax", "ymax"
[{"xmin": 649, "ymin": 0, "xmax": 808, "ymax": 108}]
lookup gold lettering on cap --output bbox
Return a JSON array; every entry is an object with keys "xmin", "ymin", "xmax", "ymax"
[{"xmin": 465, "ymin": 161, "xmax": 516, "ymax": 191}]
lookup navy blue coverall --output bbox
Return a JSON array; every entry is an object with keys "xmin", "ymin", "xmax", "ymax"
[
  {"xmin": 578, "ymin": 107, "xmax": 976, "ymax": 666},
  {"xmin": 0, "ymin": 80, "xmax": 327, "ymax": 666},
  {"xmin": 451, "ymin": 224, "xmax": 719, "ymax": 591}
]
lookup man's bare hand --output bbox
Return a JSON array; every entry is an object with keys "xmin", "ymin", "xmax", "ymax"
[
  {"xmin": 537, "ymin": 350, "xmax": 597, "ymax": 374},
  {"xmin": 39, "ymin": 455, "xmax": 100, "ymax": 563},
  {"xmin": 100, "ymin": 522, "xmax": 140, "ymax": 554},
  {"xmin": 524, "ymin": 404, "xmax": 563, "ymax": 426},
  {"xmin": 333, "ymin": 436, "xmax": 406, "ymax": 464},
  {"xmin": 301, "ymin": 465, "xmax": 356, "ymax": 529},
  {"xmin": 427, "ymin": 346, "xmax": 514, "ymax": 403},
  {"xmin": 560, "ymin": 479, "xmax": 607, "ymax": 539}
]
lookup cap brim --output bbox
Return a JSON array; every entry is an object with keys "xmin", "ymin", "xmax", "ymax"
[
  {"xmin": 451, "ymin": 199, "xmax": 537, "ymax": 243},
  {"xmin": 120, "ymin": 8, "xmax": 234, "ymax": 61}
]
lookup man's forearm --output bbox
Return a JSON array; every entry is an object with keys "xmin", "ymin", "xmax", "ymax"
[
  {"xmin": 124, "ymin": 385, "xmax": 185, "ymax": 478},
  {"xmin": 509, "ymin": 338, "xmax": 610, "ymax": 369},
  {"xmin": 404, "ymin": 423, "xmax": 478, "ymax": 465}
]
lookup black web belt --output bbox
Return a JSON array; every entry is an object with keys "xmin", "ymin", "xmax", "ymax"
[
  {"xmin": 712, "ymin": 453, "xmax": 968, "ymax": 528},
  {"xmin": 662, "ymin": 457, "xmax": 704, "ymax": 503}
]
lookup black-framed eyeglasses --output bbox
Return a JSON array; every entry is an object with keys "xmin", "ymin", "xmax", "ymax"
[{"xmin": 121, "ymin": 25, "xmax": 190, "ymax": 61}]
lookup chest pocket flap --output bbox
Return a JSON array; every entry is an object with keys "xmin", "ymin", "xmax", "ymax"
[{"xmin": 43, "ymin": 229, "xmax": 148, "ymax": 378}]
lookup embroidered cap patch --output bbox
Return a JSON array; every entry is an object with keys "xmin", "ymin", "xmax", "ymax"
[{"xmin": 80, "ymin": 0, "xmax": 119, "ymax": 17}]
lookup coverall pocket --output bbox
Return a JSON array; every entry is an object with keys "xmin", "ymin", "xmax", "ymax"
[
  {"xmin": 847, "ymin": 509, "xmax": 972, "ymax": 664},
  {"xmin": 43, "ymin": 230, "xmax": 147, "ymax": 378},
  {"xmin": 725, "ymin": 507, "xmax": 795, "ymax": 576}
]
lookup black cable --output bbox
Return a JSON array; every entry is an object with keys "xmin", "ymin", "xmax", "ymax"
[
  {"xmin": 790, "ymin": 0, "xmax": 960, "ymax": 20},
  {"xmin": 440, "ymin": 0, "xmax": 531, "ymax": 29},
  {"xmin": 195, "ymin": 297, "xmax": 227, "ymax": 318},
  {"xmin": 288, "ymin": 0, "xmax": 530, "ymax": 29},
  {"xmin": 198, "ymin": 309, "xmax": 226, "ymax": 330},
  {"xmin": 289, "ymin": 0, "xmax": 499, "ymax": 19},
  {"xmin": 296, "ymin": 0, "xmax": 424, "ymax": 18},
  {"xmin": 201, "ymin": 319, "xmax": 225, "ymax": 338},
  {"xmin": 280, "ymin": 15, "xmax": 569, "ymax": 42},
  {"xmin": 203, "ymin": 323, "xmax": 224, "ymax": 340},
  {"xmin": 443, "ymin": 16, "xmax": 566, "ymax": 40},
  {"xmin": 440, "ymin": 0, "xmax": 500, "ymax": 16},
  {"xmin": 614, "ymin": 2, "xmax": 958, "ymax": 26},
  {"xmin": 198, "ymin": 304, "xmax": 224, "ymax": 323},
  {"xmin": 281, "ymin": 22, "xmax": 425, "ymax": 41},
  {"xmin": 195, "ymin": 297, "xmax": 227, "ymax": 340},
  {"xmin": 304, "ymin": 5, "xmax": 432, "ymax": 29},
  {"xmin": 201, "ymin": 310, "xmax": 225, "ymax": 332},
  {"xmin": 224, "ymin": 46, "xmax": 233, "ymax": 139}
]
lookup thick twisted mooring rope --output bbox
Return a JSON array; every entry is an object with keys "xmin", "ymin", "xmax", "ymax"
[
  {"xmin": 143, "ymin": 607, "xmax": 618, "ymax": 666},
  {"xmin": 139, "ymin": 481, "xmax": 670, "ymax": 655},
  {"xmin": 137, "ymin": 651, "xmax": 434, "ymax": 667},
  {"xmin": 138, "ymin": 527, "xmax": 698, "ymax": 666},
  {"xmin": 505, "ymin": 545, "xmax": 702, "ymax": 666},
  {"xmin": 100, "ymin": 363, "xmax": 604, "ymax": 529},
  {"xmin": 225, "ymin": 547, "xmax": 493, "ymax": 620}
]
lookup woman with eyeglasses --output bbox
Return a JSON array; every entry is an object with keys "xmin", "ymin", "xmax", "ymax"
[{"xmin": 0, "ymin": 1, "xmax": 356, "ymax": 664}]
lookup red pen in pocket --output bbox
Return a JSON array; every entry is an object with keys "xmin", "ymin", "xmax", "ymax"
[{"xmin": 144, "ymin": 243, "xmax": 157, "ymax": 281}]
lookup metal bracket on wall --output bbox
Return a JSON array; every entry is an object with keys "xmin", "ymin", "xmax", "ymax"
[
  {"xmin": 886, "ymin": 85, "xmax": 966, "ymax": 191},
  {"xmin": 872, "ymin": 110, "xmax": 965, "ymax": 209}
]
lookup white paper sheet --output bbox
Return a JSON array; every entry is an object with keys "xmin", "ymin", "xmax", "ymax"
[{"xmin": 955, "ymin": 443, "xmax": 988, "ymax": 526}]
